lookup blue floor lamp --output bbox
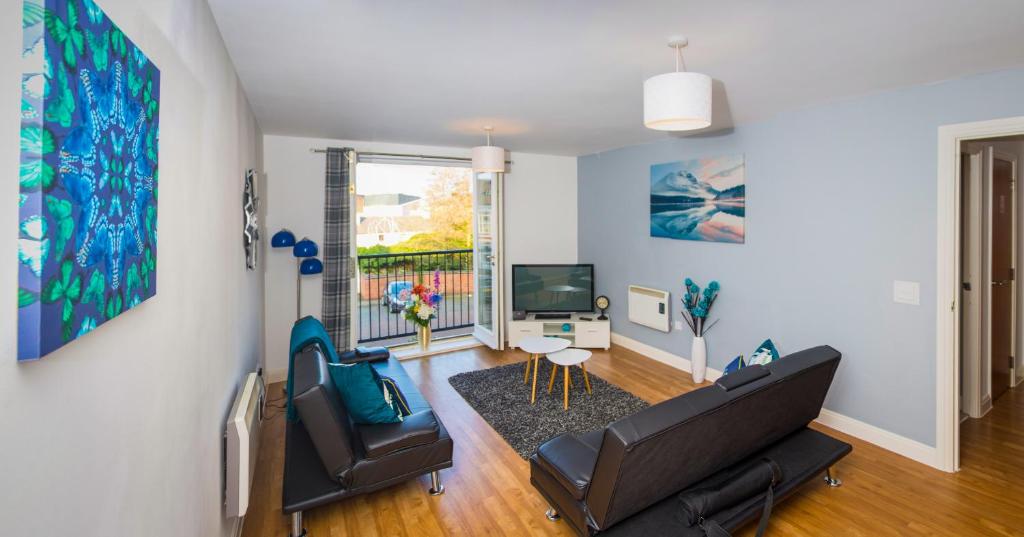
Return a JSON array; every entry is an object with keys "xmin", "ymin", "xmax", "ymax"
[{"xmin": 272, "ymin": 229, "xmax": 323, "ymax": 320}]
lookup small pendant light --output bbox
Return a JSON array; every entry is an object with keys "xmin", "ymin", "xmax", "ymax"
[
  {"xmin": 472, "ymin": 126, "xmax": 505, "ymax": 173},
  {"xmin": 643, "ymin": 37, "xmax": 712, "ymax": 131}
]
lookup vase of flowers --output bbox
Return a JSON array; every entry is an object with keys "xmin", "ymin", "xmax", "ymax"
[
  {"xmin": 401, "ymin": 271, "xmax": 444, "ymax": 351},
  {"xmin": 681, "ymin": 278, "xmax": 721, "ymax": 383}
]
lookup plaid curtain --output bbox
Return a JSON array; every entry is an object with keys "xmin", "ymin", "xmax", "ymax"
[{"xmin": 322, "ymin": 147, "xmax": 355, "ymax": 350}]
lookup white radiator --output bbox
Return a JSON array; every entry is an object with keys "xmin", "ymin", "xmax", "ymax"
[
  {"xmin": 225, "ymin": 371, "xmax": 265, "ymax": 518},
  {"xmin": 627, "ymin": 285, "xmax": 671, "ymax": 332}
]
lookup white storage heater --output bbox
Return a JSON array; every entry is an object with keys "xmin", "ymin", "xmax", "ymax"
[
  {"xmin": 225, "ymin": 371, "xmax": 265, "ymax": 517},
  {"xmin": 627, "ymin": 285, "xmax": 671, "ymax": 332}
]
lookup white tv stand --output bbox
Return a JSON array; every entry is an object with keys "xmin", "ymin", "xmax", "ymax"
[{"xmin": 508, "ymin": 313, "xmax": 610, "ymax": 350}]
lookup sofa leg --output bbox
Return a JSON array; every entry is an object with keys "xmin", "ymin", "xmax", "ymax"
[
  {"xmin": 545, "ymin": 508, "xmax": 560, "ymax": 521},
  {"xmin": 429, "ymin": 470, "xmax": 445, "ymax": 495},
  {"xmin": 290, "ymin": 511, "xmax": 306, "ymax": 537},
  {"xmin": 824, "ymin": 467, "xmax": 842, "ymax": 488}
]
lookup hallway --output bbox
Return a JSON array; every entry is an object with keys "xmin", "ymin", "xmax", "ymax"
[{"xmin": 961, "ymin": 384, "xmax": 1024, "ymax": 476}]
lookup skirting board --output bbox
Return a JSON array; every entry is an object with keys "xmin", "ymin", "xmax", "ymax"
[
  {"xmin": 814, "ymin": 409, "xmax": 939, "ymax": 468},
  {"xmin": 610, "ymin": 331, "xmax": 943, "ymax": 470},
  {"xmin": 610, "ymin": 332, "xmax": 723, "ymax": 382},
  {"xmin": 980, "ymin": 395, "xmax": 993, "ymax": 418},
  {"xmin": 266, "ymin": 368, "xmax": 288, "ymax": 385}
]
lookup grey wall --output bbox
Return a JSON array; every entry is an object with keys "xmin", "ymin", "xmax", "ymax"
[
  {"xmin": 578, "ymin": 67, "xmax": 1024, "ymax": 446},
  {"xmin": 0, "ymin": 1, "xmax": 265, "ymax": 536}
]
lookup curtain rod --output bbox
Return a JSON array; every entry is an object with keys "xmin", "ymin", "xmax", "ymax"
[{"xmin": 309, "ymin": 148, "xmax": 511, "ymax": 164}]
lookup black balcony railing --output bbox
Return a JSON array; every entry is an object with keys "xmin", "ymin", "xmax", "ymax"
[{"xmin": 357, "ymin": 249, "xmax": 474, "ymax": 344}]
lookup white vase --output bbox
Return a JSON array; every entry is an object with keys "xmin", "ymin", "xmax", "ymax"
[{"xmin": 691, "ymin": 335, "xmax": 707, "ymax": 383}]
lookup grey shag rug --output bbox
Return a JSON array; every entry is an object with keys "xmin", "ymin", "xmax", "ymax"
[{"xmin": 448, "ymin": 361, "xmax": 650, "ymax": 459}]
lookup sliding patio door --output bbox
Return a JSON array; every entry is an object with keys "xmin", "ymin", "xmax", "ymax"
[{"xmin": 472, "ymin": 172, "xmax": 504, "ymax": 349}]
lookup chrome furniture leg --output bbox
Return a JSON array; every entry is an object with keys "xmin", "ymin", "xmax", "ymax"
[
  {"xmin": 290, "ymin": 511, "xmax": 306, "ymax": 537},
  {"xmin": 429, "ymin": 470, "xmax": 445, "ymax": 495},
  {"xmin": 824, "ymin": 467, "xmax": 842, "ymax": 487},
  {"xmin": 545, "ymin": 508, "xmax": 560, "ymax": 521}
]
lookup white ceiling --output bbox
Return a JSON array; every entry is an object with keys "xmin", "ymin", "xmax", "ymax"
[{"xmin": 208, "ymin": 0, "xmax": 1024, "ymax": 156}]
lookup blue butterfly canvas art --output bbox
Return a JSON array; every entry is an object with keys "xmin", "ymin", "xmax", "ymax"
[{"xmin": 18, "ymin": 0, "xmax": 159, "ymax": 360}]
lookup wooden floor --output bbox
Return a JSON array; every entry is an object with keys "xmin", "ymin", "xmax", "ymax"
[{"xmin": 242, "ymin": 345, "xmax": 1024, "ymax": 537}]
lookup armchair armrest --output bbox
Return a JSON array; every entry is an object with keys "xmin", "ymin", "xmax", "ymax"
[
  {"xmin": 535, "ymin": 433, "xmax": 601, "ymax": 500},
  {"xmin": 339, "ymin": 346, "xmax": 391, "ymax": 364},
  {"xmin": 358, "ymin": 410, "xmax": 440, "ymax": 459}
]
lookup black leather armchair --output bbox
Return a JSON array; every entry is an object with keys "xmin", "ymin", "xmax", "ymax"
[{"xmin": 282, "ymin": 344, "xmax": 453, "ymax": 536}]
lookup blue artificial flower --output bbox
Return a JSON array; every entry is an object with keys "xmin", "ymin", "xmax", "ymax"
[
  {"xmin": 693, "ymin": 307, "xmax": 707, "ymax": 318},
  {"xmin": 685, "ymin": 277, "xmax": 693, "ymax": 287},
  {"xmin": 689, "ymin": 284, "xmax": 699, "ymax": 294},
  {"xmin": 708, "ymin": 281, "xmax": 720, "ymax": 291}
]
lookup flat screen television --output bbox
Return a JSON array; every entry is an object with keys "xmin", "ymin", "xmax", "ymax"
[{"xmin": 512, "ymin": 264, "xmax": 594, "ymax": 313}]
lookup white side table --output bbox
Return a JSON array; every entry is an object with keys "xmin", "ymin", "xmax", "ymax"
[
  {"xmin": 518, "ymin": 336, "xmax": 571, "ymax": 404},
  {"xmin": 546, "ymin": 348, "xmax": 593, "ymax": 410}
]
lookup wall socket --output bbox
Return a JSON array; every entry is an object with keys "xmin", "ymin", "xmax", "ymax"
[
  {"xmin": 893, "ymin": 280, "xmax": 921, "ymax": 306},
  {"xmin": 674, "ymin": 320, "xmax": 684, "ymax": 331}
]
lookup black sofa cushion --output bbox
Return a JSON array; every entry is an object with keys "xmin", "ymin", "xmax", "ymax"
[
  {"xmin": 715, "ymin": 364, "xmax": 770, "ymax": 391},
  {"xmin": 359, "ymin": 410, "xmax": 441, "ymax": 459},
  {"xmin": 339, "ymin": 346, "xmax": 391, "ymax": 364},
  {"xmin": 370, "ymin": 357, "xmax": 431, "ymax": 413},
  {"xmin": 291, "ymin": 346, "xmax": 356, "ymax": 481},
  {"xmin": 536, "ymin": 430, "xmax": 604, "ymax": 500}
]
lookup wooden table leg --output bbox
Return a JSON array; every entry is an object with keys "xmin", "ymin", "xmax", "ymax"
[
  {"xmin": 563, "ymin": 366, "xmax": 570, "ymax": 410},
  {"xmin": 581, "ymin": 363, "xmax": 592, "ymax": 394},
  {"xmin": 523, "ymin": 354, "xmax": 531, "ymax": 384},
  {"xmin": 547, "ymin": 363, "xmax": 558, "ymax": 393},
  {"xmin": 531, "ymin": 355, "xmax": 540, "ymax": 404}
]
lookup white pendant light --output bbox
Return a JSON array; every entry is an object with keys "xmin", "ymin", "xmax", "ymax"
[
  {"xmin": 472, "ymin": 126, "xmax": 505, "ymax": 173},
  {"xmin": 643, "ymin": 37, "xmax": 712, "ymax": 131}
]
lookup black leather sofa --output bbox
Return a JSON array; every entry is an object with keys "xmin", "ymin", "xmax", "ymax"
[
  {"xmin": 530, "ymin": 345, "xmax": 851, "ymax": 536},
  {"xmin": 282, "ymin": 344, "xmax": 453, "ymax": 536}
]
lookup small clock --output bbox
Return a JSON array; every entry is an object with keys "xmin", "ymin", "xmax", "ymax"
[{"xmin": 595, "ymin": 295, "xmax": 610, "ymax": 320}]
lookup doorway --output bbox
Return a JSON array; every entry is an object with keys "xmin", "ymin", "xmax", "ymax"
[
  {"xmin": 349, "ymin": 158, "xmax": 504, "ymax": 352},
  {"xmin": 956, "ymin": 134, "xmax": 1023, "ymax": 467},
  {"xmin": 937, "ymin": 117, "xmax": 1024, "ymax": 473}
]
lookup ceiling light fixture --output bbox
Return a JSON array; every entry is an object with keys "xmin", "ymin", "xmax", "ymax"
[
  {"xmin": 472, "ymin": 126, "xmax": 505, "ymax": 173},
  {"xmin": 643, "ymin": 37, "xmax": 712, "ymax": 131}
]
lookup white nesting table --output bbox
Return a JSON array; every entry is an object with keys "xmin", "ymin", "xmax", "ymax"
[
  {"xmin": 518, "ymin": 336, "xmax": 572, "ymax": 404},
  {"xmin": 546, "ymin": 348, "xmax": 593, "ymax": 410}
]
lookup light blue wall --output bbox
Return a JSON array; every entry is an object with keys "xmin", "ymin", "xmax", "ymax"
[{"xmin": 578, "ymin": 68, "xmax": 1024, "ymax": 446}]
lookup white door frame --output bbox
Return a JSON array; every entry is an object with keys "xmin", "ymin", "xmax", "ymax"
[
  {"xmin": 936, "ymin": 115, "xmax": 1024, "ymax": 473},
  {"xmin": 471, "ymin": 171, "xmax": 505, "ymax": 349},
  {"xmin": 961, "ymin": 149, "xmax": 984, "ymax": 418},
  {"xmin": 991, "ymin": 149, "xmax": 1019, "ymax": 395}
]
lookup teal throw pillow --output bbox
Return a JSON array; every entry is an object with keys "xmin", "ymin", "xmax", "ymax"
[
  {"xmin": 327, "ymin": 362, "xmax": 403, "ymax": 424},
  {"xmin": 748, "ymin": 339, "xmax": 780, "ymax": 366},
  {"xmin": 379, "ymin": 375, "xmax": 412, "ymax": 417},
  {"xmin": 723, "ymin": 355, "xmax": 746, "ymax": 375}
]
